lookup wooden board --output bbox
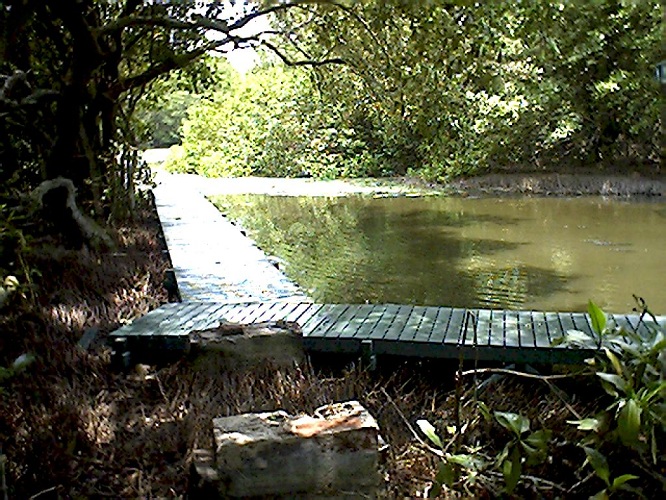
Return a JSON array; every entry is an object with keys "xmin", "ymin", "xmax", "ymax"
[
  {"xmin": 110, "ymin": 301, "xmax": 664, "ymax": 365},
  {"xmin": 338, "ymin": 304, "xmax": 378, "ymax": 339},
  {"xmin": 518, "ymin": 312, "xmax": 536, "ymax": 348},
  {"xmin": 400, "ymin": 306, "xmax": 429, "ymax": 342},
  {"xmin": 413, "ymin": 307, "xmax": 440, "ymax": 343},
  {"xmin": 382, "ymin": 305, "xmax": 415, "ymax": 341},
  {"xmin": 531, "ymin": 311, "xmax": 551, "ymax": 348},
  {"xmin": 368, "ymin": 304, "xmax": 403, "ymax": 340},
  {"xmin": 428, "ymin": 308, "xmax": 454, "ymax": 344},
  {"xmin": 353, "ymin": 304, "xmax": 389, "ymax": 339}
]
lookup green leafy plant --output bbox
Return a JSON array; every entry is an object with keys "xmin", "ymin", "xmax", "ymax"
[
  {"xmin": 562, "ymin": 300, "xmax": 665, "ymax": 496},
  {"xmin": 582, "ymin": 446, "xmax": 639, "ymax": 499},
  {"xmin": 416, "ymin": 419, "xmax": 488, "ymax": 498},
  {"xmin": 491, "ymin": 410, "xmax": 552, "ymax": 494},
  {"xmin": 417, "ymin": 408, "xmax": 551, "ymax": 497},
  {"xmin": 565, "ymin": 300, "xmax": 665, "ymax": 463}
]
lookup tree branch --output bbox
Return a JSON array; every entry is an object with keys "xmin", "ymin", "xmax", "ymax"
[
  {"xmin": 226, "ymin": 0, "xmax": 336, "ymax": 33},
  {"xmin": 260, "ymin": 40, "xmax": 346, "ymax": 67}
]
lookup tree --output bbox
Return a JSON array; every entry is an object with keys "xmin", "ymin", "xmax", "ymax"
[
  {"xmin": 0, "ymin": 0, "xmax": 345, "ymax": 215},
  {"xmin": 268, "ymin": 0, "xmax": 662, "ymax": 179}
]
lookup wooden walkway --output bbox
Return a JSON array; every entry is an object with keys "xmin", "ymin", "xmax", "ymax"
[
  {"xmin": 154, "ymin": 174, "xmax": 307, "ymax": 303},
  {"xmin": 109, "ymin": 300, "xmax": 665, "ymax": 365},
  {"xmin": 110, "ymin": 173, "xmax": 664, "ymax": 366}
]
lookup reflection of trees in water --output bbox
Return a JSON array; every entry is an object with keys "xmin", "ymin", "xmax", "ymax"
[
  {"xmin": 210, "ymin": 195, "xmax": 572, "ymax": 309},
  {"xmin": 211, "ymin": 194, "xmax": 371, "ymax": 301},
  {"xmin": 471, "ymin": 266, "xmax": 571, "ymax": 310}
]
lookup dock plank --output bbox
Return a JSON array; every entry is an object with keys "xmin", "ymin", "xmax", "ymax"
[
  {"xmin": 220, "ymin": 303, "xmax": 256, "ymax": 324},
  {"xmin": 186, "ymin": 302, "xmax": 232, "ymax": 331},
  {"xmin": 544, "ymin": 312, "xmax": 563, "ymax": 345},
  {"xmin": 353, "ymin": 305, "xmax": 388, "ymax": 339},
  {"xmin": 503, "ymin": 311, "xmax": 521, "ymax": 348},
  {"xmin": 251, "ymin": 301, "xmax": 293, "ymax": 323},
  {"xmin": 368, "ymin": 304, "xmax": 403, "ymax": 340},
  {"xmin": 383, "ymin": 306, "xmax": 415, "ymax": 341},
  {"xmin": 277, "ymin": 302, "xmax": 315, "ymax": 324},
  {"xmin": 413, "ymin": 307, "xmax": 440, "ymax": 343},
  {"xmin": 428, "ymin": 308, "xmax": 453, "ymax": 344},
  {"xmin": 180, "ymin": 302, "xmax": 221, "ymax": 331},
  {"xmin": 458, "ymin": 309, "xmax": 476, "ymax": 346},
  {"xmin": 473, "ymin": 309, "xmax": 492, "ymax": 346},
  {"xmin": 487, "ymin": 310, "xmax": 505, "ymax": 347},
  {"xmin": 571, "ymin": 313, "xmax": 592, "ymax": 336},
  {"xmin": 531, "ymin": 311, "xmax": 551, "ymax": 348},
  {"xmin": 303, "ymin": 304, "xmax": 350, "ymax": 336},
  {"xmin": 446, "ymin": 308, "xmax": 466, "ymax": 345},
  {"xmin": 399, "ymin": 306, "xmax": 429, "ymax": 342},
  {"xmin": 338, "ymin": 304, "xmax": 379, "ymax": 339},
  {"xmin": 518, "ymin": 312, "xmax": 536, "ymax": 348},
  {"xmin": 234, "ymin": 302, "xmax": 269, "ymax": 324},
  {"xmin": 111, "ymin": 300, "xmax": 665, "ymax": 366},
  {"xmin": 318, "ymin": 305, "xmax": 365, "ymax": 339}
]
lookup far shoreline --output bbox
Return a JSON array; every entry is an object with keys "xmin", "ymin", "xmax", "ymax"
[{"xmin": 145, "ymin": 150, "xmax": 664, "ymax": 198}]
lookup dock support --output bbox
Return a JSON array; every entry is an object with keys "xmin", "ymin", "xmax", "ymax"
[{"xmin": 361, "ymin": 339, "xmax": 377, "ymax": 371}]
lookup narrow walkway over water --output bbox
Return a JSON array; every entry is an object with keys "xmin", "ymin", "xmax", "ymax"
[
  {"xmin": 111, "ymin": 174, "xmax": 665, "ymax": 365},
  {"xmin": 154, "ymin": 174, "xmax": 307, "ymax": 303}
]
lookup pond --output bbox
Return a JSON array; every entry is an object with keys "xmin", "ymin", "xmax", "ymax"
[{"xmin": 210, "ymin": 195, "xmax": 666, "ymax": 314}]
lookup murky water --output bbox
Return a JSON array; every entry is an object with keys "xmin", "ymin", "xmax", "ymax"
[{"xmin": 211, "ymin": 195, "xmax": 666, "ymax": 313}]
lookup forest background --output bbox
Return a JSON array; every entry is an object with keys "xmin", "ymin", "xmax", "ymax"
[
  {"xmin": 0, "ymin": 1, "xmax": 664, "ymax": 497},
  {"xmin": 145, "ymin": 1, "xmax": 663, "ymax": 182}
]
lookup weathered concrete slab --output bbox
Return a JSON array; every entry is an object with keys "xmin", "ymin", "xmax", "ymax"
[
  {"xmin": 189, "ymin": 321, "xmax": 306, "ymax": 370},
  {"xmin": 192, "ymin": 401, "xmax": 380, "ymax": 498}
]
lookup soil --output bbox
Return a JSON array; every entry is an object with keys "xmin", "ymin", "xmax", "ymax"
[
  {"xmin": 448, "ymin": 172, "xmax": 665, "ymax": 197},
  {"xmin": 1, "ymin": 189, "xmax": 663, "ymax": 498}
]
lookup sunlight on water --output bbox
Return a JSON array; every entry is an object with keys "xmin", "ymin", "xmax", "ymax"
[{"xmin": 211, "ymin": 195, "xmax": 666, "ymax": 313}]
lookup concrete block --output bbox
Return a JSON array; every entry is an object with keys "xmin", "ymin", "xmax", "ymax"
[
  {"xmin": 189, "ymin": 321, "xmax": 306, "ymax": 370},
  {"xmin": 192, "ymin": 401, "xmax": 380, "ymax": 498}
]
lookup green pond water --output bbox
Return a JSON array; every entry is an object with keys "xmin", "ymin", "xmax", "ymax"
[{"xmin": 211, "ymin": 195, "xmax": 666, "ymax": 314}]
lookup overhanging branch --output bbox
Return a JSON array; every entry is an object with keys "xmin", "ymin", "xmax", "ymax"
[{"xmin": 260, "ymin": 40, "xmax": 346, "ymax": 67}]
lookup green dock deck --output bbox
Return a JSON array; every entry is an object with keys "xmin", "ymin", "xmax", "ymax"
[{"xmin": 109, "ymin": 300, "xmax": 664, "ymax": 365}]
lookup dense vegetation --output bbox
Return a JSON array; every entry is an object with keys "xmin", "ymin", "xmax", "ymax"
[
  {"xmin": 166, "ymin": 0, "xmax": 662, "ymax": 181},
  {"xmin": 1, "ymin": 0, "xmax": 664, "ymax": 497}
]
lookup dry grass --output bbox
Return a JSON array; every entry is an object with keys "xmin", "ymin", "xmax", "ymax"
[{"xmin": 0, "ymin": 198, "xmax": 658, "ymax": 499}]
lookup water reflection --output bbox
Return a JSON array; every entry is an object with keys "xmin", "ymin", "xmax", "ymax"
[{"xmin": 210, "ymin": 195, "xmax": 666, "ymax": 313}]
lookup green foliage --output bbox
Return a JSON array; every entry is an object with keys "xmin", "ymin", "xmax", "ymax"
[
  {"xmin": 135, "ymin": 57, "xmax": 234, "ymax": 149},
  {"xmin": 583, "ymin": 446, "xmax": 639, "ymax": 499},
  {"xmin": 493, "ymin": 411, "xmax": 552, "ymax": 494},
  {"xmin": 168, "ymin": 1, "xmax": 661, "ymax": 181},
  {"xmin": 267, "ymin": 0, "xmax": 662, "ymax": 179},
  {"xmin": 417, "ymin": 410, "xmax": 551, "ymax": 496},
  {"xmin": 169, "ymin": 62, "xmax": 385, "ymax": 179},
  {"xmin": 417, "ymin": 418, "xmax": 488, "ymax": 497},
  {"xmin": 413, "ymin": 299, "xmax": 663, "ymax": 497},
  {"xmin": 562, "ymin": 300, "xmax": 665, "ymax": 495},
  {"xmin": 0, "ymin": 203, "xmax": 38, "ymax": 304}
]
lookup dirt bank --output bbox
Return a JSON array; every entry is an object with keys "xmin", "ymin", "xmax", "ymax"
[
  {"xmin": 449, "ymin": 172, "xmax": 665, "ymax": 197},
  {"xmin": 153, "ymin": 169, "xmax": 665, "ymax": 198}
]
